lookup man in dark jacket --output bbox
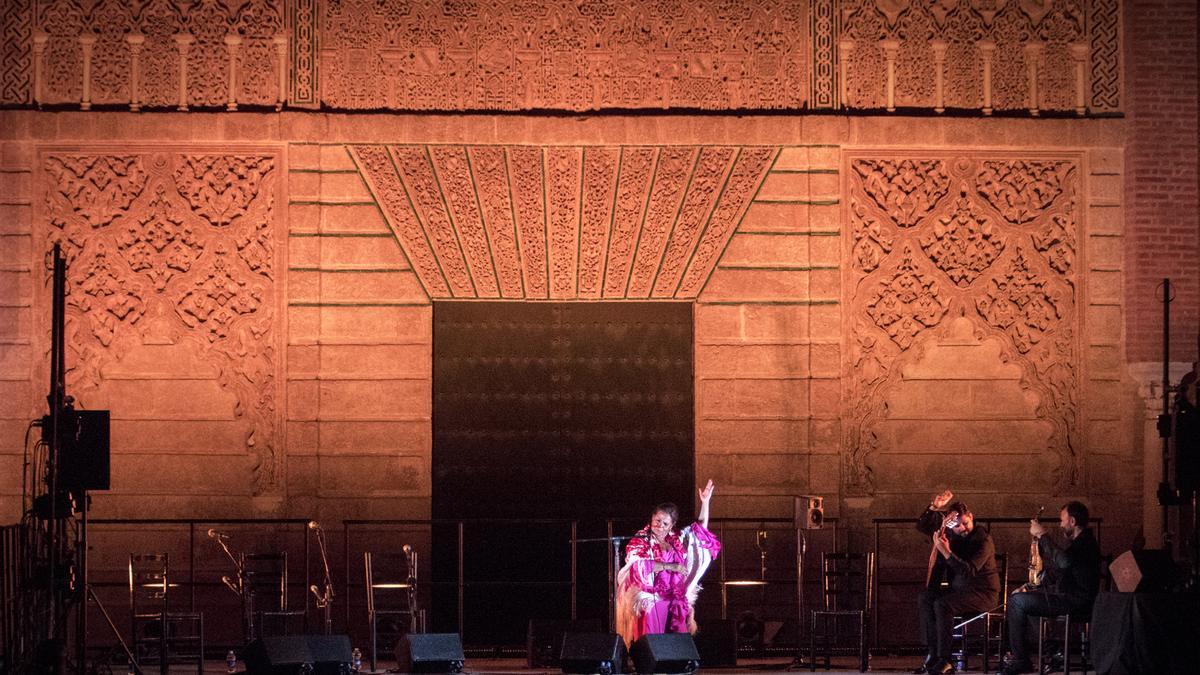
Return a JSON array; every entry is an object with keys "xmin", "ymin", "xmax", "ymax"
[
  {"xmin": 999, "ymin": 501, "xmax": 1101, "ymax": 675},
  {"xmin": 915, "ymin": 491, "xmax": 1001, "ymax": 675}
]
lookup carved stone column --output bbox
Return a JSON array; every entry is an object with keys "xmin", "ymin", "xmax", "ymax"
[
  {"xmin": 515, "ymin": 49, "xmax": 539, "ymax": 109},
  {"xmin": 224, "ymin": 34, "xmax": 243, "ymax": 111},
  {"xmin": 273, "ymin": 34, "xmax": 288, "ymax": 111},
  {"xmin": 32, "ymin": 31, "xmax": 47, "ymax": 106},
  {"xmin": 1025, "ymin": 42, "xmax": 1044, "ymax": 116},
  {"xmin": 127, "ymin": 33, "xmax": 145, "ymax": 112},
  {"xmin": 931, "ymin": 39, "xmax": 948, "ymax": 113},
  {"xmin": 79, "ymin": 34, "xmax": 97, "ymax": 110},
  {"xmin": 174, "ymin": 33, "xmax": 194, "ymax": 111},
  {"xmin": 1070, "ymin": 42, "xmax": 1089, "ymax": 115},
  {"xmin": 977, "ymin": 39, "xmax": 995, "ymax": 115},
  {"xmin": 585, "ymin": 52, "xmax": 608, "ymax": 110},
  {"xmin": 838, "ymin": 38, "xmax": 855, "ymax": 108},
  {"xmin": 881, "ymin": 39, "xmax": 899, "ymax": 112}
]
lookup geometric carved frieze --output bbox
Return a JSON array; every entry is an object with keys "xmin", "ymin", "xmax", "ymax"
[
  {"xmin": 37, "ymin": 146, "xmax": 283, "ymax": 493},
  {"xmin": 1, "ymin": 0, "xmax": 33, "ymax": 104},
  {"xmin": 838, "ymin": 0, "xmax": 1119, "ymax": 114},
  {"xmin": 12, "ymin": 0, "xmax": 1120, "ymax": 114},
  {"xmin": 349, "ymin": 145, "xmax": 776, "ymax": 300},
  {"xmin": 844, "ymin": 151, "xmax": 1082, "ymax": 494}
]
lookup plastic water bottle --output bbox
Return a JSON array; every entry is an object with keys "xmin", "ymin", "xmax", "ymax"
[
  {"xmin": 225, "ymin": 649, "xmax": 237, "ymax": 673},
  {"xmin": 351, "ymin": 647, "xmax": 363, "ymax": 672}
]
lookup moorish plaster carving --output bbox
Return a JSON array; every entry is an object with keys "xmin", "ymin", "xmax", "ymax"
[
  {"xmin": 38, "ymin": 147, "xmax": 282, "ymax": 493},
  {"xmin": 844, "ymin": 153, "xmax": 1082, "ymax": 494}
]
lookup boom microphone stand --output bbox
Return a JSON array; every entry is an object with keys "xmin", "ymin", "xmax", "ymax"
[{"xmin": 308, "ymin": 521, "xmax": 335, "ymax": 634}]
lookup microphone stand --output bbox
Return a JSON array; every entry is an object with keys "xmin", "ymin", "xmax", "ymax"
[
  {"xmin": 574, "ymin": 533, "xmax": 646, "ymax": 632},
  {"xmin": 309, "ymin": 525, "xmax": 335, "ymax": 635},
  {"xmin": 211, "ymin": 533, "xmax": 248, "ymax": 639}
]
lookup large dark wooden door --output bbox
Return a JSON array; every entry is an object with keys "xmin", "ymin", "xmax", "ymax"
[{"xmin": 432, "ymin": 302, "xmax": 694, "ymax": 644}]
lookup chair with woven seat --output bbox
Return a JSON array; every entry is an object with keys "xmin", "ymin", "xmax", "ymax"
[
  {"xmin": 128, "ymin": 553, "xmax": 204, "ymax": 675},
  {"xmin": 242, "ymin": 551, "xmax": 305, "ymax": 640},
  {"xmin": 809, "ymin": 551, "xmax": 875, "ymax": 672},
  {"xmin": 951, "ymin": 553, "xmax": 1009, "ymax": 672},
  {"xmin": 365, "ymin": 548, "xmax": 424, "ymax": 672},
  {"xmin": 1037, "ymin": 611, "xmax": 1091, "ymax": 675}
]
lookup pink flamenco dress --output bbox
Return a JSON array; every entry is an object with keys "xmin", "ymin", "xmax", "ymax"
[{"xmin": 614, "ymin": 522, "xmax": 721, "ymax": 648}]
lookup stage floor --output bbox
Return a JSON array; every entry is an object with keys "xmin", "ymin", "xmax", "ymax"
[{"xmin": 184, "ymin": 656, "xmax": 1094, "ymax": 674}]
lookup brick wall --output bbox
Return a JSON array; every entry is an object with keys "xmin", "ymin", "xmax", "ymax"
[{"xmin": 1125, "ymin": 0, "xmax": 1200, "ymax": 364}]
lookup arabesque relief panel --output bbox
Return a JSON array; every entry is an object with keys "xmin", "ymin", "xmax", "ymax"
[
  {"xmin": 35, "ymin": 146, "xmax": 284, "ymax": 494},
  {"xmin": 843, "ymin": 152, "xmax": 1082, "ymax": 496}
]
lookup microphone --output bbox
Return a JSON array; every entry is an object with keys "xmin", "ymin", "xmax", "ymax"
[
  {"xmin": 402, "ymin": 544, "xmax": 413, "ymax": 554},
  {"xmin": 308, "ymin": 520, "xmax": 321, "ymax": 531},
  {"xmin": 207, "ymin": 528, "xmax": 229, "ymax": 540}
]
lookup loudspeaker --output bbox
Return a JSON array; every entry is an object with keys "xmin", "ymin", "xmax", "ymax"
[
  {"xmin": 51, "ymin": 409, "xmax": 110, "ymax": 491},
  {"xmin": 395, "ymin": 633, "xmax": 465, "ymax": 673},
  {"xmin": 244, "ymin": 634, "xmax": 351, "ymax": 674},
  {"xmin": 795, "ymin": 495, "xmax": 823, "ymax": 530},
  {"xmin": 528, "ymin": 619, "xmax": 602, "ymax": 667},
  {"xmin": 693, "ymin": 619, "xmax": 736, "ymax": 667},
  {"xmin": 560, "ymin": 632, "xmax": 626, "ymax": 674},
  {"xmin": 630, "ymin": 633, "xmax": 699, "ymax": 674},
  {"xmin": 1110, "ymin": 549, "xmax": 1178, "ymax": 593}
]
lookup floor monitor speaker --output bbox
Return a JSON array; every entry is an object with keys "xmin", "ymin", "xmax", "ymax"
[
  {"xmin": 395, "ymin": 633, "xmax": 465, "ymax": 673},
  {"xmin": 560, "ymin": 632, "xmax": 626, "ymax": 675},
  {"xmin": 243, "ymin": 634, "xmax": 351, "ymax": 675},
  {"xmin": 630, "ymin": 633, "xmax": 699, "ymax": 674},
  {"xmin": 693, "ymin": 619, "xmax": 736, "ymax": 667},
  {"xmin": 528, "ymin": 619, "xmax": 603, "ymax": 667}
]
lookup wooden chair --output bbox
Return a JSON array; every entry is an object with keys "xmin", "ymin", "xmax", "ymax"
[
  {"xmin": 242, "ymin": 551, "xmax": 305, "ymax": 639},
  {"xmin": 952, "ymin": 553, "xmax": 1009, "ymax": 672},
  {"xmin": 128, "ymin": 553, "xmax": 203, "ymax": 675},
  {"xmin": 809, "ymin": 551, "xmax": 875, "ymax": 672},
  {"xmin": 1038, "ymin": 612, "xmax": 1091, "ymax": 675},
  {"xmin": 365, "ymin": 549, "xmax": 423, "ymax": 672}
]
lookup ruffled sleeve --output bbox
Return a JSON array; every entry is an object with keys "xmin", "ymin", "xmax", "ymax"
[{"xmin": 679, "ymin": 522, "xmax": 720, "ymax": 609}]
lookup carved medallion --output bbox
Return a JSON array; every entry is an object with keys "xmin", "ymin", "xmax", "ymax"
[
  {"xmin": 175, "ymin": 155, "xmax": 274, "ymax": 227},
  {"xmin": 975, "ymin": 248, "xmax": 1062, "ymax": 353},
  {"xmin": 853, "ymin": 159, "xmax": 950, "ymax": 228},
  {"xmin": 918, "ymin": 189, "xmax": 1006, "ymax": 286},
  {"xmin": 976, "ymin": 160, "xmax": 1073, "ymax": 225},
  {"xmin": 45, "ymin": 155, "xmax": 147, "ymax": 229},
  {"xmin": 865, "ymin": 248, "xmax": 950, "ymax": 349},
  {"xmin": 117, "ymin": 184, "xmax": 199, "ymax": 290}
]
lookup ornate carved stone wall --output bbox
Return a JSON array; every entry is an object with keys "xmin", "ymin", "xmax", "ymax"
[
  {"xmin": 0, "ymin": 113, "xmax": 1144, "ymax": 561},
  {"xmin": 2, "ymin": 0, "xmax": 1123, "ymax": 114},
  {"xmin": 349, "ymin": 144, "xmax": 777, "ymax": 299},
  {"xmin": 36, "ymin": 146, "xmax": 283, "ymax": 494},
  {"xmin": 843, "ymin": 153, "xmax": 1082, "ymax": 496}
]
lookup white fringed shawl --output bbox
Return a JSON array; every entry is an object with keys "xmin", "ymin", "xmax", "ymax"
[{"xmin": 615, "ymin": 523, "xmax": 717, "ymax": 647}]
